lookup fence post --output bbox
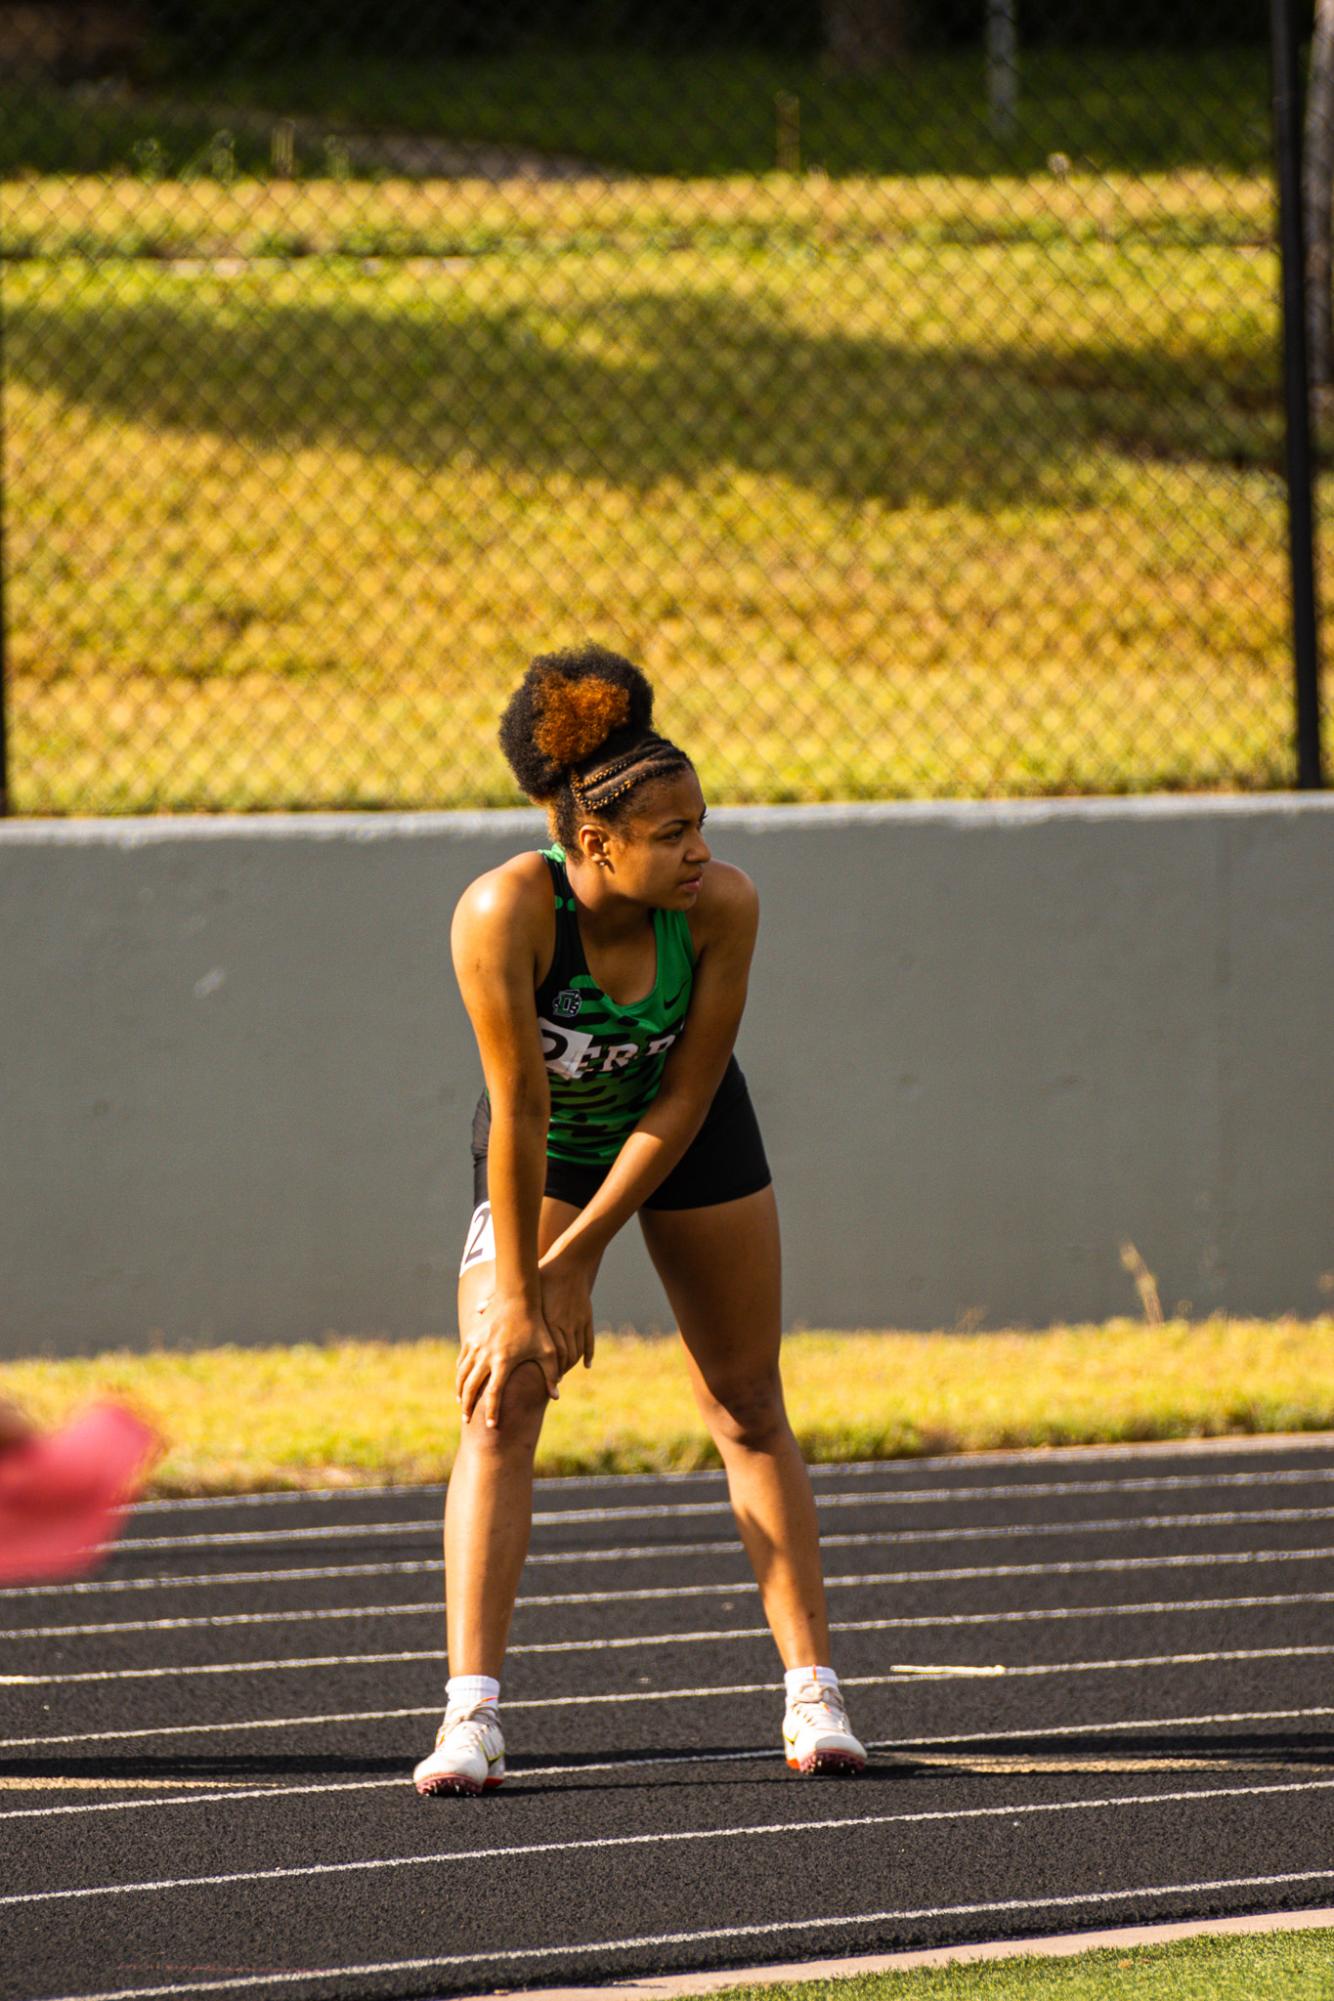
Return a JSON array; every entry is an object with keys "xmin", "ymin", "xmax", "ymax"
[
  {"xmin": 986, "ymin": 0, "xmax": 1019, "ymax": 146},
  {"xmin": 1271, "ymin": 0, "xmax": 1327, "ymax": 789}
]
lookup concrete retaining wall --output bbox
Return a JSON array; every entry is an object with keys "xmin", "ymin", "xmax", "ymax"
[{"xmin": 2, "ymin": 797, "xmax": 1330, "ymax": 1357}]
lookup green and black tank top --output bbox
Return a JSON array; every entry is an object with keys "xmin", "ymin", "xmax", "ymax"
[{"xmin": 534, "ymin": 843, "xmax": 696, "ymax": 1166}]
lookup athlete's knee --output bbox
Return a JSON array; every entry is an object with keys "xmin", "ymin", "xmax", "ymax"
[
  {"xmin": 461, "ymin": 1361, "xmax": 550, "ymax": 1448},
  {"xmin": 695, "ymin": 1365, "xmax": 787, "ymax": 1452}
]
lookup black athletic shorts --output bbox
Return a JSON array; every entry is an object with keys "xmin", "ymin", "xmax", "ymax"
[{"xmin": 470, "ymin": 1054, "xmax": 771, "ymax": 1214}]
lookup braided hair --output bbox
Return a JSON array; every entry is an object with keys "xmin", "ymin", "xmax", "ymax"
[{"xmin": 499, "ymin": 646, "xmax": 693, "ymax": 849}]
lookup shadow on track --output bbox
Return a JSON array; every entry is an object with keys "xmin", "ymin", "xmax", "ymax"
[
  {"xmin": 4, "ymin": 1731, "xmax": 1330, "ymax": 1796},
  {"xmin": 0, "ymin": 1751, "xmax": 409, "ymax": 1782}
]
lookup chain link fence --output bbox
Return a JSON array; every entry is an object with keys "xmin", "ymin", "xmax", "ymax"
[{"xmin": 0, "ymin": 0, "xmax": 1323, "ymax": 812}]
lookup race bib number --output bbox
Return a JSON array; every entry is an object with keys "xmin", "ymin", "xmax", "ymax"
[
  {"xmin": 538, "ymin": 1018, "xmax": 596, "ymax": 1080},
  {"xmin": 460, "ymin": 1201, "xmax": 495, "ymax": 1274}
]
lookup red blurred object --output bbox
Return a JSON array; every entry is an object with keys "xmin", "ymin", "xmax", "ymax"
[{"xmin": 0, "ymin": 1403, "xmax": 161, "ymax": 1583}]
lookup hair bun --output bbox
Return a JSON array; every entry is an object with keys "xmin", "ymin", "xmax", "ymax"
[
  {"xmin": 535, "ymin": 672, "xmax": 631, "ymax": 770},
  {"xmin": 499, "ymin": 646, "xmax": 655, "ymax": 800}
]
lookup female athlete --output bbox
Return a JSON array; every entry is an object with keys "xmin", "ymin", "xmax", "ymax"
[{"xmin": 413, "ymin": 646, "xmax": 866, "ymax": 1795}]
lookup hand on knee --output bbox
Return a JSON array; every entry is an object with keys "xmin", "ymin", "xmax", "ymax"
[{"xmin": 461, "ymin": 1361, "xmax": 549, "ymax": 1448}]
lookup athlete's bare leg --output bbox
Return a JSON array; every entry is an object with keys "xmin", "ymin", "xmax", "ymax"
[
  {"xmin": 444, "ymin": 1196, "xmax": 582, "ymax": 1678},
  {"xmin": 639, "ymin": 1187, "xmax": 832, "ymax": 1669}
]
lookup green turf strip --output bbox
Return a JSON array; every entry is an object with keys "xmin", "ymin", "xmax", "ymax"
[
  {"xmin": 706, "ymin": 1928, "xmax": 1334, "ymax": 2001},
  {"xmin": 1, "ymin": 1320, "xmax": 1330, "ymax": 1494}
]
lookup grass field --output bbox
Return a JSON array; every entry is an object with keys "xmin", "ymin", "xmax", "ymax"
[
  {"xmin": 7, "ymin": 166, "xmax": 1317, "ymax": 814},
  {"xmin": 708, "ymin": 1929, "xmax": 1334, "ymax": 2001},
  {"xmin": 2, "ymin": 1319, "xmax": 1329, "ymax": 1495}
]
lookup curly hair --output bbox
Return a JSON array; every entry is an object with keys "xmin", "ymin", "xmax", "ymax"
[{"xmin": 498, "ymin": 646, "xmax": 693, "ymax": 847}]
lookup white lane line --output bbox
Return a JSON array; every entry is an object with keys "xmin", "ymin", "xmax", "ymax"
[
  {"xmin": 3, "ymin": 1647, "xmax": 1331, "ymax": 1749},
  {"xmin": 29, "ymin": 1869, "xmax": 1334, "ymax": 2001},
  {"xmin": 5, "ymin": 1590, "xmax": 1332, "ymax": 1687},
  {"xmin": 7, "ymin": 1776, "xmax": 1334, "ymax": 1909},
  {"xmin": 551, "ymin": 1505, "xmax": 1334, "ymax": 1548},
  {"xmin": 5, "ymin": 1590, "xmax": 1332, "ymax": 1686},
  {"xmin": 4, "ymin": 1705, "xmax": 1330, "ymax": 1824},
  {"xmin": 993, "ymin": 1645, "xmax": 1334, "ymax": 1679},
  {"xmin": 132, "ymin": 1488, "xmax": 445, "ymax": 1514},
  {"xmin": 123, "ymin": 1436, "xmax": 1334, "ymax": 1513},
  {"xmin": 6, "ymin": 1507, "xmax": 1331, "ymax": 1600},
  {"xmin": 8, "ymin": 1546, "xmax": 1333, "ymax": 1643},
  {"xmin": 521, "ymin": 1547, "xmax": 1334, "ymax": 1605},
  {"xmin": 102, "ymin": 1469, "xmax": 1334, "ymax": 1555},
  {"xmin": 904, "ymin": 1705, "xmax": 1334, "ymax": 1747},
  {"xmin": 130, "ymin": 1461, "xmax": 904, "ymax": 1513},
  {"xmin": 112, "ymin": 1521, "xmax": 439, "ymax": 1553},
  {"xmin": 125, "ymin": 1470, "xmax": 765, "ymax": 1517},
  {"xmin": 114, "ymin": 1466, "xmax": 949, "ymax": 1516},
  {"xmin": 0, "ymin": 1776, "xmax": 409, "ymax": 1820},
  {"xmin": 0, "ymin": 1559, "xmax": 443, "ymax": 1601},
  {"xmin": 0, "ymin": 1703, "xmax": 445, "ymax": 1751}
]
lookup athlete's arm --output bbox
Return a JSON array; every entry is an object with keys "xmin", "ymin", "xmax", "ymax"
[
  {"xmin": 540, "ymin": 864, "xmax": 759, "ymax": 1307},
  {"xmin": 451, "ymin": 862, "xmax": 563, "ymax": 1426}
]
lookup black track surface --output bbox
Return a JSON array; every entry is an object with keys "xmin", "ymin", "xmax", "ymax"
[{"xmin": 2, "ymin": 1439, "xmax": 1333, "ymax": 2001}]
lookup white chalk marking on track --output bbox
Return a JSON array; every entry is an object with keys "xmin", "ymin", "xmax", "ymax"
[
  {"xmin": 7, "ymin": 1777, "xmax": 1334, "ymax": 1910},
  {"xmin": 98, "ymin": 1469, "xmax": 1334, "ymax": 1555},
  {"xmin": 8, "ymin": 1546, "xmax": 1333, "ymax": 1642},
  {"xmin": 4, "ymin": 1646, "xmax": 1331, "ymax": 1750},
  {"xmin": 3, "ymin": 1705, "xmax": 1330, "ymax": 1823},
  {"xmin": 5, "ymin": 1588, "xmax": 1332, "ymax": 1684},
  {"xmin": 30, "ymin": 1869, "xmax": 1334, "ymax": 2001},
  {"xmin": 6, "ymin": 1507, "xmax": 1330, "ymax": 1600}
]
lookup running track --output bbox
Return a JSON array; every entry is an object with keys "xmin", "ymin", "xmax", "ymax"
[{"xmin": 1, "ymin": 1437, "xmax": 1332, "ymax": 2001}]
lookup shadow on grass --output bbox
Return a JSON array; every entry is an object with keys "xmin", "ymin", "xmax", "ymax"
[{"xmin": 5, "ymin": 282, "xmax": 1276, "ymax": 511}]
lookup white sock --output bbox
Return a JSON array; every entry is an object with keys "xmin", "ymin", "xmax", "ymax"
[
  {"xmin": 446, "ymin": 1673, "xmax": 500, "ymax": 1716},
  {"xmin": 784, "ymin": 1664, "xmax": 840, "ymax": 1704}
]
